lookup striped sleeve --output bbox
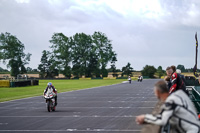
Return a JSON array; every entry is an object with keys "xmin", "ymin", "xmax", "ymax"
[{"xmin": 144, "ymin": 102, "xmax": 175, "ymax": 125}]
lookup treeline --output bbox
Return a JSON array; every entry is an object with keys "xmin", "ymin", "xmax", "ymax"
[
  {"xmin": 0, "ymin": 32, "xmax": 195, "ymax": 78},
  {"xmin": 38, "ymin": 32, "xmax": 117, "ymax": 78},
  {"xmin": 0, "ymin": 32, "xmax": 117, "ymax": 78}
]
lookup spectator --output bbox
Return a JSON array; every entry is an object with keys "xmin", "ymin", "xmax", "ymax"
[
  {"xmin": 171, "ymin": 65, "xmax": 176, "ymax": 73},
  {"xmin": 166, "ymin": 67, "xmax": 186, "ymax": 94},
  {"xmin": 136, "ymin": 80, "xmax": 200, "ymax": 133},
  {"xmin": 128, "ymin": 76, "xmax": 131, "ymax": 84},
  {"xmin": 165, "ymin": 76, "xmax": 171, "ymax": 89}
]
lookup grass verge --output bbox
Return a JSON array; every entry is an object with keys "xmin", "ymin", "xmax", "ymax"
[{"xmin": 0, "ymin": 79, "xmax": 126, "ymax": 102}]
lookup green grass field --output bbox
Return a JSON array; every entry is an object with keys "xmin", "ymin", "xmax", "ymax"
[{"xmin": 0, "ymin": 79, "xmax": 126, "ymax": 102}]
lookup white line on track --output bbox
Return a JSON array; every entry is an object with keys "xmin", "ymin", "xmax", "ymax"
[
  {"xmin": 0, "ymin": 123, "xmax": 8, "ymax": 125},
  {"xmin": 0, "ymin": 115, "xmax": 137, "ymax": 118},
  {"xmin": 0, "ymin": 129, "xmax": 141, "ymax": 132},
  {"xmin": 0, "ymin": 106, "xmax": 154, "ymax": 109},
  {"xmin": 0, "ymin": 101, "xmax": 158, "ymax": 103},
  {"xmin": 107, "ymin": 101, "xmax": 157, "ymax": 103}
]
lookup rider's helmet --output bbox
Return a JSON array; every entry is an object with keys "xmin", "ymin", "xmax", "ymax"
[{"xmin": 47, "ymin": 82, "xmax": 52, "ymax": 87}]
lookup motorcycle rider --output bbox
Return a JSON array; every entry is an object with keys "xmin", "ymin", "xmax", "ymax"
[
  {"xmin": 44, "ymin": 82, "xmax": 57, "ymax": 106},
  {"xmin": 138, "ymin": 75, "xmax": 141, "ymax": 82},
  {"xmin": 128, "ymin": 76, "xmax": 132, "ymax": 84},
  {"xmin": 140, "ymin": 75, "xmax": 143, "ymax": 82},
  {"xmin": 138, "ymin": 75, "xmax": 143, "ymax": 82}
]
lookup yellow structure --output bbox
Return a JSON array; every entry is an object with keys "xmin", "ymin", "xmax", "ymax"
[{"xmin": 0, "ymin": 80, "xmax": 10, "ymax": 87}]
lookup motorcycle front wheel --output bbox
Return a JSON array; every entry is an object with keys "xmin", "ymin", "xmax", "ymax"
[{"xmin": 47, "ymin": 100, "xmax": 51, "ymax": 112}]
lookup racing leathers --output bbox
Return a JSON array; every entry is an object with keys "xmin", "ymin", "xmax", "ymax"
[
  {"xmin": 169, "ymin": 72, "xmax": 186, "ymax": 94},
  {"xmin": 144, "ymin": 90, "xmax": 200, "ymax": 133},
  {"xmin": 44, "ymin": 85, "xmax": 57, "ymax": 106}
]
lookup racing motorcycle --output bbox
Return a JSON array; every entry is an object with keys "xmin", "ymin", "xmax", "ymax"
[
  {"xmin": 138, "ymin": 76, "xmax": 143, "ymax": 82},
  {"xmin": 44, "ymin": 91, "xmax": 56, "ymax": 112}
]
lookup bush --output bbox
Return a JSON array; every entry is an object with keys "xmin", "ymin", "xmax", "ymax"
[{"xmin": 141, "ymin": 65, "xmax": 156, "ymax": 78}]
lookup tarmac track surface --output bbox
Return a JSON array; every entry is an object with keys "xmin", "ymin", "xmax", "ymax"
[{"xmin": 0, "ymin": 79, "xmax": 159, "ymax": 133}]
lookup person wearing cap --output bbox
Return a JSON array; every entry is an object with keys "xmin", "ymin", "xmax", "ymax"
[
  {"xmin": 136, "ymin": 80, "xmax": 200, "ymax": 133},
  {"xmin": 44, "ymin": 82, "xmax": 58, "ymax": 106}
]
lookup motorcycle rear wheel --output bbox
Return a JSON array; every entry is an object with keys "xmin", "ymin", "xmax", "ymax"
[{"xmin": 52, "ymin": 106, "xmax": 55, "ymax": 111}]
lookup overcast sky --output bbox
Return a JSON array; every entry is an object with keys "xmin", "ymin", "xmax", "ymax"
[{"xmin": 1, "ymin": 0, "xmax": 200, "ymax": 71}]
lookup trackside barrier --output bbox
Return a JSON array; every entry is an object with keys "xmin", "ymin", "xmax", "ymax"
[
  {"xmin": 72, "ymin": 77, "xmax": 79, "ymax": 80},
  {"xmin": 91, "ymin": 77, "xmax": 103, "ymax": 80},
  {"xmin": 142, "ymin": 76, "xmax": 149, "ymax": 79},
  {"xmin": 185, "ymin": 78, "xmax": 200, "ymax": 86},
  {"xmin": 0, "ymin": 80, "xmax": 10, "ymax": 87},
  {"xmin": 188, "ymin": 86, "xmax": 200, "ymax": 113},
  {"xmin": 116, "ymin": 77, "xmax": 128, "ymax": 79},
  {"xmin": 10, "ymin": 80, "xmax": 39, "ymax": 87},
  {"xmin": 79, "ymin": 78, "xmax": 91, "ymax": 80},
  {"xmin": 103, "ymin": 77, "xmax": 116, "ymax": 80}
]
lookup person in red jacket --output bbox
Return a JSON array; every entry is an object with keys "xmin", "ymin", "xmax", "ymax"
[{"xmin": 166, "ymin": 67, "xmax": 186, "ymax": 94}]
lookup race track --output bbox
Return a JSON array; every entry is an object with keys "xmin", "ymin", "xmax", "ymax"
[{"xmin": 0, "ymin": 79, "xmax": 159, "ymax": 133}]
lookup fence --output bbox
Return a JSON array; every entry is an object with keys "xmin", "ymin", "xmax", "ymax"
[
  {"xmin": 185, "ymin": 76, "xmax": 200, "ymax": 86},
  {"xmin": 0, "ymin": 80, "xmax": 39, "ymax": 87},
  {"xmin": 188, "ymin": 86, "xmax": 200, "ymax": 113}
]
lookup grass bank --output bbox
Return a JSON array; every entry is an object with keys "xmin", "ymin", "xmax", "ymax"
[{"xmin": 0, "ymin": 79, "xmax": 126, "ymax": 102}]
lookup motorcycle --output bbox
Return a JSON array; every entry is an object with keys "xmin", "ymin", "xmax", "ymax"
[
  {"xmin": 138, "ymin": 76, "xmax": 143, "ymax": 82},
  {"xmin": 44, "ymin": 91, "xmax": 56, "ymax": 112}
]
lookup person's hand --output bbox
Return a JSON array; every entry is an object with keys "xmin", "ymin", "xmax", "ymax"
[{"xmin": 135, "ymin": 115, "xmax": 145, "ymax": 124}]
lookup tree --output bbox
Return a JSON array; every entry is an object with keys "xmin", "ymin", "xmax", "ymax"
[
  {"xmin": 38, "ymin": 50, "xmax": 58, "ymax": 78},
  {"xmin": 49, "ymin": 31, "xmax": 116, "ymax": 78},
  {"xmin": 157, "ymin": 66, "xmax": 164, "ymax": 78},
  {"xmin": 110, "ymin": 54, "xmax": 118, "ymax": 77},
  {"xmin": 32, "ymin": 69, "xmax": 39, "ymax": 72},
  {"xmin": 122, "ymin": 62, "xmax": 133, "ymax": 77},
  {"xmin": 50, "ymin": 33, "xmax": 72, "ymax": 78},
  {"xmin": 110, "ymin": 54, "xmax": 117, "ymax": 72},
  {"xmin": 0, "ymin": 32, "xmax": 31, "ymax": 77},
  {"xmin": 177, "ymin": 64, "xmax": 186, "ymax": 72},
  {"xmin": 26, "ymin": 67, "xmax": 38, "ymax": 73},
  {"xmin": 142, "ymin": 65, "xmax": 156, "ymax": 78},
  {"xmin": 71, "ymin": 33, "xmax": 92, "ymax": 77},
  {"xmin": 26, "ymin": 67, "xmax": 32, "ymax": 72},
  {"xmin": 87, "ymin": 51, "xmax": 100, "ymax": 77},
  {"xmin": 0, "ymin": 67, "xmax": 9, "ymax": 72},
  {"xmin": 92, "ymin": 31, "xmax": 116, "ymax": 77}
]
